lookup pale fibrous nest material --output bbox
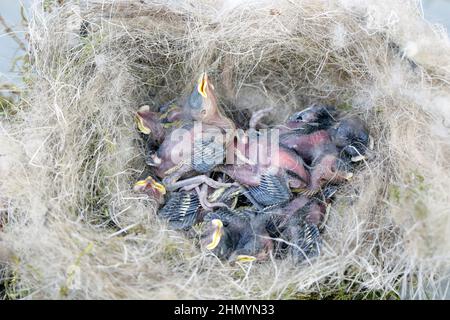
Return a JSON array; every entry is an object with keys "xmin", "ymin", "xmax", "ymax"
[{"xmin": 0, "ymin": 0, "xmax": 449, "ymax": 299}]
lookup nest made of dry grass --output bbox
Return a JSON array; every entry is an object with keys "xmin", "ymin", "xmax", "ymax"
[{"xmin": 0, "ymin": 0, "xmax": 450, "ymax": 299}]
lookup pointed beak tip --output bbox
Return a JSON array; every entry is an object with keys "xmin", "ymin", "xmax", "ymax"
[
  {"xmin": 148, "ymin": 176, "xmax": 166, "ymax": 195},
  {"xmin": 345, "ymin": 172, "xmax": 354, "ymax": 180},
  {"xmin": 133, "ymin": 180, "xmax": 146, "ymax": 190},
  {"xmin": 197, "ymin": 72, "xmax": 208, "ymax": 98},
  {"xmin": 206, "ymin": 219, "xmax": 223, "ymax": 250},
  {"xmin": 156, "ymin": 183, "xmax": 167, "ymax": 196}
]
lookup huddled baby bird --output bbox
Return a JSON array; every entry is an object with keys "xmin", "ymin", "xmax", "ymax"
[{"xmin": 133, "ymin": 73, "xmax": 371, "ymax": 263}]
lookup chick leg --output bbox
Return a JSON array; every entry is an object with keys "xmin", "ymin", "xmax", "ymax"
[
  {"xmin": 195, "ymin": 185, "xmax": 229, "ymax": 211},
  {"xmin": 166, "ymin": 175, "xmax": 237, "ymax": 192},
  {"xmin": 162, "ymin": 163, "xmax": 191, "ymax": 190}
]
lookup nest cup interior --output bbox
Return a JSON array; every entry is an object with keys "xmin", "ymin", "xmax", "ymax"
[{"xmin": 1, "ymin": 0, "xmax": 450, "ymax": 299}]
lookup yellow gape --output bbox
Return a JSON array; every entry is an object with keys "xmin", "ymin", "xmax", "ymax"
[
  {"xmin": 134, "ymin": 176, "xmax": 166, "ymax": 195},
  {"xmin": 206, "ymin": 219, "xmax": 223, "ymax": 250},
  {"xmin": 236, "ymin": 255, "xmax": 256, "ymax": 262},
  {"xmin": 152, "ymin": 180, "xmax": 167, "ymax": 195},
  {"xmin": 135, "ymin": 114, "xmax": 151, "ymax": 134},
  {"xmin": 134, "ymin": 179, "xmax": 147, "ymax": 188},
  {"xmin": 198, "ymin": 73, "xmax": 208, "ymax": 98},
  {"xmin": 135, "ymin": 105, "xmax": 152, "ymax": 134}
]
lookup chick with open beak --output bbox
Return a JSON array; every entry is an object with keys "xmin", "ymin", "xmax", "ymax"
[
  {"xmin": 135, "ymin": 105, "xmax": 166, "ymax": 139},
  {"xmin": 135, "ymin": 101, "xmax": 186, "ymax": 148},
  {"xmin": 133, "ymin": 176, "xmax": 166, "ymax": 205},
  {"xmin": 201, "ymin": 208, "xmax": 273, "ymax": 263},
  {"xmin": 135, "ymin": 100, "xmax": 190, "ymax": 173},
  {"xmin": 185, "ymin": 72, "xmax": 235, "ymax": 132},
  {"xmin": 132, "ymin": 70, "xmax": 373, "ymax": 265},
  {"xmin": 146, "ymin": 73, "xmax": 237, "ymax": 193}
]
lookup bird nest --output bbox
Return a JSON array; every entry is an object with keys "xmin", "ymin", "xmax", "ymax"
[{"xmin": 0, "ymin": 0, "xmax": 450, "ymax": 299}]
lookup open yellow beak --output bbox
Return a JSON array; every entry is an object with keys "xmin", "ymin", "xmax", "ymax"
[
  {"xmin": 206, "ymin": 219, "xmax": 223, "ymax": 250},
  {"xmin": 134, "ymin": 179, "xmax": 147, "ymax": 187},
  {"xmin": 136, "ymin": 105, "xmax": 152, "ymax": 135},
  {"xmin": 236, "ymin": 255, "xmax": 257, "ymax": 262},
  {"xmin": 197, "ymin": 73, "xmax": 208, "ymax": 98},
  {"xmin": 134, "ymin": 176, "xmax": 166, "ymax": 195},
  {"xmin": 152, "ymin": 180, "xmax": 167, "ymax": 195},
  {"xmin": 136, "ymin": 115, "xmax": 151, "ymax": 134}
]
